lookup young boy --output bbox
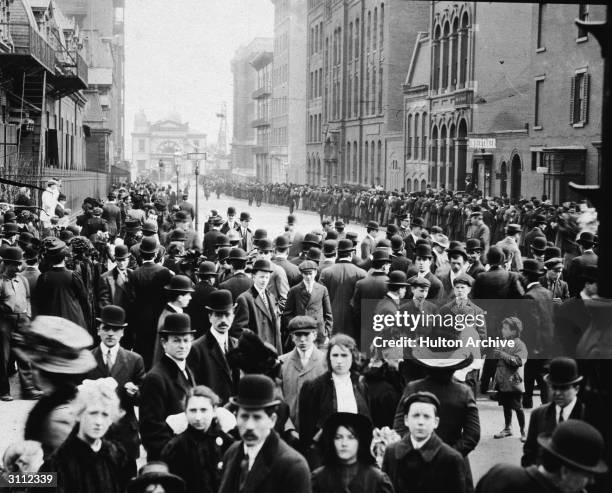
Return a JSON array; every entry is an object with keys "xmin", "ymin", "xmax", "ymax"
[{"xmin": 383, "ymin": 391, "xmax": 467, "ymax": 493}]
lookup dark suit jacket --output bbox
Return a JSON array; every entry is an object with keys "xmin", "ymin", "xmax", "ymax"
[
  {"xmin": 218, "ymin": 431, "xmax": 311, "ymax": 493},
  {"xmin": 567, "ymin": 250, "xmax": 598, "ymax": 297},
  {"xmin": 239, "ymin": 227, "xmax": 254, "ymax": 252},
  {"xmin": 102, "ymin": 202, "xmax": 121, "ymax": 238},
  {"xmin": 383, "ymin": 433, "xmax": 467, "ymax": 493},
  {"xmin": 220, "ymin": 221, "xmax": 240, "ymax": 235},
  {"xmin": 476, "ymin": 464, "xmax": 562, "ymax": 493},
  {"xmin": 554, "ymin": 297, "xmax": 591, "ymax": 358},
  {"xmin": 203, "ymin": 229, "xmax": 224, "ymax": 258},
  {"xmin": 98, "ymin": 266, "xmax": 132, "ymax": 312},
  {"xmin": 282, "ymin": 281, "xmax": 333, "ymax": 338},
  {"xmin": 521, "ymin": 400, "xmax": 585, "ymax": 467},
  {"xmin": 313, "ymin": 463, "xmax": 394, "ymax": 493},
  {"xmin": 87, "ymin": 346, "xmax": 145, "ymax": 459},
  {"xmin": 127, "ymin": 262, "xmax": 174, "ymax": 369},
  {"xmin": 231, "ymin": 286, "xmax": 282, "ymax": 353},
  {"xmin": 403, "ymin": 234, "xmax": 418, "ymax": 261},
  {"xmin": 286, "ymin": 231, "xmax": 304, "ymax": 259},
  {"xmin": 219, "ymin": 272, "xmax": 253, "ymax": 302},
  {"xmin": 273, "ymin": 257, "xmax": 302, "ymax": 287},
  {"xmin": 187, "ymin": 332, "xmax": 239, "ymax": 404},
  {"xmin": 139, "ymin": 354, "xmax": 195, "ymax": 461},
  {"xmin": 351, "ymin": 271, "xmax": 389, "ymax": 332},
  {"xmin": 521, "ymin": 283, "xmax": 555, "ymax": 356},
  {"xmin": 390, "ymin": 253, "xmax": 412, "ymax": 274},
  {"xmin": 360, "ymin": 235, "xmax": 376, "ymax": 260},
  {"xmin": 466, "ymin": 260, "xmax": 486, "ymax": 279}
]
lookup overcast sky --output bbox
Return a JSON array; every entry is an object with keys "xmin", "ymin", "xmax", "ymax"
[{"xmin": 125, "ymin": 0, "xmax": 274, "ymax": 154}]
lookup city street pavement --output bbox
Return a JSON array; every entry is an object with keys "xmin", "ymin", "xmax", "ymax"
[{"xmin": 0, "ymin": 194, "xmax": 537, "ymax": 482}]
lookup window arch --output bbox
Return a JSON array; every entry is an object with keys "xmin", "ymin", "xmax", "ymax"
[
  {"xmin": 371, "ymin": 66, "xmax": 376, "ymax": 114},
  {"xmin": 378, "ymin": 65, "xmax": 383, "ymax": 113},
  {"xmin": 459, "ymin": 12, "xmax": 469, "ymax": 87},
  {"xmin": 421, "ymin": 179, "xmax": 427, "ymax": 191},
  {"xmin": 354, "ymin": 141, "xmax": 359, "ymax": 182},
  {"xmin": 414, "ymin": 113, "xmax": 420, "ymax": 161},
  {"xmin": 371, "ymin": 140, "xmax": 376, "ymax": 185},
  {"xmin": 406, "ymin": 178, "xmax": 412, "ymax": 193},
  {"xmin": 431, "ymin": 125, "xmax": 439, "ymax": 186},
  {"xmin": 422, "ymin": 112, "xmax": 428, "ymax": 162},
  {"xmin": 449, "ymin": 123, "xmax": 456, "ymax": 189},
  {"xmin": 377, "ymin": 140, "xmax": 382, "ymax": 185},
  {"xmin": 355, "ymin": 18, "xmax": 360, "ymax": 58},
  {"xmin": 380, "ymin": 3, "xmax": 384, "ymax": 48},
  {"xmin": 432, "ymin": 25, "xmax": 441, "ymax": 91},
  {"xmin": 348, "ymin": 22, "xmax": 353, "ymax": 60},
  {"xmin": 406, "ymin": 114, "xmax": 413, "ymax": 160},
  {"xmin": 413, "ymin": 178, "xmax": 419, "ymax": 192},
  {"xmin": 364, "ymin": 141, "xmax": 369, "ymax": 185},
  {"xmin": 373, "ymin": 8, "xmax": 378, "ymax": 51},
  {"xmin": 442, "ymin": 22, "xmax": 450, "ymax": 90},
  {"xmin": 440, "ymin": 125, "xmax": 448, "ymax": 187},
  {"xmin": 354, "ymin": 74, "xmax": 359, "ymax": 116},
  {"xmin": 451, "ymin": 17, "xmax": 459, "ymax": 88},
  {"xmin": 367, "ymin": 11, "xmax": 371, "ymax": 52}
]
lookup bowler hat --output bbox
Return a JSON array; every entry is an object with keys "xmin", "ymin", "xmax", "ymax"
[
  {"xmin": 302, "ymin": 233, "xmax": 321, "ymax": 248},
  {"xmin": 366, "ymin": 221, "xmax": 380, "ymax": 231},
  {"xmin": 386, "ymin": 224, "xmax": 399, "ymax": 236},
  {"xmin": 286, "ymin": 214, "xmax": 296, "ymax": 225},
  {"xmin": 345, "ymin": 232, "xmax": 358, "ymax": 244},
  {"xmin": 299, "ymin": 260, "xmax": 318, "ymax": 273},
  {"xmin": 227, "ymin": 207, "xmax": 236, "ymax": 215},
  {"xmin": 228, "ymin": 248, "xmax": 247, "ymax": 262},
  {"xmin": 410, "ymin": 217, "xmax": 424, "ymax": 228},
  {"xmin": 164, "ymin": 275, "xmax": 195, "ymax": 292},
  {"xmin": 96, "ymin": 305, "xmax": 127, "ymax": 327},
  {"xmin": 218, "ymin": 247, "xmax": 232, "ymax": 262},
  {"xmin": 169, "ymin": 229, "xmax": 187, "ymax": 242},
  {"xmin": 1, "ymin": 246, "xmax": 23, "ymax": 264},
  {"xmin": 414, "ymin": 243, "xmax": 433, "ymax": 258},
  {"xmin": 159, "ymin": 313, "xmax": 195, "ymax": 334},
  {"xmin": 533, "ymin": 214, "xmax": 547, "ymax": 224},
  {"xmin": 142, "ymin": 221, "xmax": 158, "ymax": 234},
  {"xmin": 537, "ymin": 420, "xmax": 608, "ymax": 474},
  {"xmin": 240, "ymin": 212, "xmax": 251, "ymax": 221},
  {"xmin": 486, "ymin": 246, "xmax": 506, "ymax": 265},
  {"xmin": 253, "ymin": 229, "xmax": 268, "ymax": 243},
  {"xmin": 306, "ymin": 247, "xmax": 322, "ymax": 263},
  {"xmin": 465, "ymin": 238, "xmax": 482, "ymax": 252},
  {"xmin": 205, "ymin": 289, "xmax": 235, "ymax": 312},
  {"xmin": 521, "ymin": 258, "xmax": 545, "ymax": 277},
  {"xmin": 544, "ymin": 246, "xmax": 562, "ymax": 261},
  {"xmin": 13, "ymin": 316, "xmax": 96, "ymax": 374},
  {"xmin": 2, "ymin": 223, "xmax": 18, "ymax": 235},
  {"xmin": 251, "ymin": 259, "xmax": 273, "ymax": 273},
  {"xmin": 229, "ymin": 374, "xmax": 281, "ymax": 409},
  {"xmin": 334, "ymin": 220, "xmax": 345, "ymax": 229},
  {"xmin": 387, "ymin": 270, "xmax": 409, "ymax": 287},
  {"xmin": 337, "ymin": 239, "xmax": 355, "ymax": 253},
  {"xmin": 257, "ymin": 238, "xmax": 274, "ymax": 252},
  {"xmin": 17, "ymin": 231, "xmax": 34, "ymax": 247},
  {"xmin": 127, "ymin": 461, "xmax": 185, "ymax": 493},
  {"xmin": 322, "ymin": 239, "xmax": 338, "ymax": 255},
  {"xmin": 390, "ymin": 235, "xmax": 404, "ymax": 252},
  {"xmin": 139, "ymin": 236, "xmax": 159, "ymax": 254},
  {"xmin": 544, "ymin": 357, "xmax": 583, "ymax": 386},
  {"xmin": 506, "ymin": 223, "xmax": 522, "ymax": 236},
  {"xmin": 447, "ymin": 244, "xmax": 468, "ymax": 260},
  {"xmin": 400, "ymin": 391, "xmax": 441, "ymax": 414},
  {"xmin": 530, "ymin": 236, "xmax": 548, "ymax": 253},
  {"xmin": 372, "ymin": 250, "xmax": 391, "ymax": 266},
  {"xmin": 215, "ymin": 235, "xmax": 230, "ymax": 247},
  {"xmin": 577, "ymin": 231, "xmax": 597, "ymax": 246},
  {"xmin": 274, "ymin": 235, "xmax": 290, "ymax": 250},
  {"xmin": 287, "ymin": 315, "xmax": 318, "ymax": 333},
  {"xmin": 544, "ymin": 257, "xmax": 563, "ymax": 269},
  {"xmin": 325, "ymin": 230, "xmax": 339, "ymax": 240},
  {"xmin": 197, "ymin": 261, "xmax": 218, "ymax": 276},
  {"xmin": 470, "ymin": 206, "xmax": 483, "ymax": 217}
]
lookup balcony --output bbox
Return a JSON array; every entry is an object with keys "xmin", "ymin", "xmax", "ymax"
[
  {"xmin": 0, "ymin": 22, "xmax": 55, "ymax": 73},
  {"xmin": 50, "ymin": 49, "xmax": 89, "ymax": 95},
  {"xmin": 252, "ymin": 118, "xmax": 270, "ymax": 128},
  {"xmin": 252, "ymin": 86, "xmax": 272, "ymax": 99},
  {"xmin": 454, "ymin": 89, "xmax": 473, "ymax": 108}
]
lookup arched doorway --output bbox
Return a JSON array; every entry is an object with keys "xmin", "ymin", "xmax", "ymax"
[
  {"xmin": 510, "ymin": 154, "xmax": 522, "ymax": 200},
  {"xmin": 406, "ymin": 179, "xmax": 412, "ymax": 193},
  {"xmin": 500, "ymin": 161, "xmax": 508, "ymax": 197},
  {"xmin": 421, "ymin": 179, "xmax": 427, "ymax": 191},
  {"xmin": 456, "ymin": 119, "xmax": 468, "ymax": 188}
]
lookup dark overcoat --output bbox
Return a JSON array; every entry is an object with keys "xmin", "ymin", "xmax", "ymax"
[
  {"xmin": 282, "ymin": 281, "xmax": 333, "ymax": 338},
  {"xmin": 312, "ymin": 463, "xmax": 394, "ymax": 493},
  {"xmin": 231, "ymin": 286, "xmax": 282, "ymax": 353},
  {"xmin": 476, "ymin": 464, "xmax": 564, "ymax": 493},
  {"xmin": 219, "ymin": 272, "xmax": 253, "ymax": 303},
  {"xmin": 34, "ymin": 266, "xmax": 88, "ymax": 329}
]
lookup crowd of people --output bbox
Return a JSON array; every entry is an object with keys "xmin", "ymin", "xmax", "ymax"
[{"xmin": 0, "ymin": 176, "xmax": 609, "ymax": 493}]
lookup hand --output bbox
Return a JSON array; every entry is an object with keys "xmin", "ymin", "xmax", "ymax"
[{"xmin": 124, "ymin": 382, "xmax": 138, "ymax": 396}]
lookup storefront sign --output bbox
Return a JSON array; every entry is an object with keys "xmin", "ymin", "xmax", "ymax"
[
  {"xmin": 536, "ymin": 166, "xmax": 548, "ymax": 174},
  {"xmin": 468, "ymin": 138, "xmax": 496, "ymax": 149}
]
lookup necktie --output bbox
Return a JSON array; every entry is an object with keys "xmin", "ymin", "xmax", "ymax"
[
  {"xmin": 260, "ymin": 292, "xmax": 269, "ymax": 311},
  {"xmin": 238, "ymin": 454, "xmax": 250, "ymax": 490},
  {"xmin": 106, "ymin": 349, "xmax": 113, "ymax": 373},
  {"xmin": 223, "ymin": 340, "xmax": 228, "ymax": 354},
  {"xmin": 558, "ymin": 406, "xmax": 565, "ymax": 423}
]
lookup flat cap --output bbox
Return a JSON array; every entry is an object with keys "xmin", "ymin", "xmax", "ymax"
[
  {"xmin": 408, "ymin": 276, "xmax": 431, "ymax": 288},
  {"xmin": 287, "ymin": 315, "xmax": 318, "ymax": 333}
]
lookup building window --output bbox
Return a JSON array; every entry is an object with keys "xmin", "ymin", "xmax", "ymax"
[
  {"xmin": 578, "ymin": 4, "xmax": 588, "ymax": 39},
  {"xmin": 378, "ymin": 66, "xmax": 383, "ymax": 113},
  {"xmin": 380, "ymin": 4, "xmax": 384, "ymax": 49},
  {"xmin": 406, "ymin": 114, "xmax": 412, "ymax": 159},
  {"xmin": 355, "ymin": 18, "xmax": 360, "ymax": 58},
  {"xmin": 367, "ymin": 11, "xmax": 371, "ymax": 53},
  {"xmin": 536, "ymin": 3, "xmax": 544, "ymax": 50},
  {"xmin": 138, "ymin": 139, "xmax": 145, "ymax": 152},
  {"xmin": 570, "ymin": 71, "xmax": 590, "ymax": 126},
  {"xmin": 373, "ymin": 8, "xmax": 377, "ymax": 51},
  {"xmin": 534, "ymin": 78, "xmax": 544, "ymax": 128},
  {"xmin": 348, "ymin": 22, "xmax": 353, "ymax": 60}
]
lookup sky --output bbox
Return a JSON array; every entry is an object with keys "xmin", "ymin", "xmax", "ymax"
[{"xmin": 124, "ymin": 0, "xmax": 274, "ymax": 154}]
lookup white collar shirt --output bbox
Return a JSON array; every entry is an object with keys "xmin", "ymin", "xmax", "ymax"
[
  {"xmin": 332, "ymin": 373, "xmax": 358, "ymax": 413},
  {"xmin": 211, "ymin": 329, "xmax": 229, "ymax": 353},
  {"xmin": 100, "ymin": 343, "xmax": 120, "ymax": 367},
  {"xmin": 557, "ymin": 396, "xmax": 578, "ymax": 423},
  {"xmin": 243, "ymin": 440, "xmax": 266, "ymax": 471},
  {"xmin": 297, "ymin": 346, "xmax": 315, "ymax": 368},
  {"xmin": 411, "ymin": 434, "xmax": 432, "ymax": 450}
]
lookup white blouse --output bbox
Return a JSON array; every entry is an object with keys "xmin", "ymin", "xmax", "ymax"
[{"xmin": 332, "ymin": 373, "xmax": 358, "ymax": 413}]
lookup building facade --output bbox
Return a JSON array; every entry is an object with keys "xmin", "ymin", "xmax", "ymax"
[
  {"xmin": 251, "ymin": 50, "xmax": 274, "ymax": 182},
  {"xmin": 271, "ymin": 0, "xmax": 306, "ymax": 184},
  {"xmin": 230, "ymin": 37, "xmax": 273, "ymax": 181},
  {"xmin": 130, "ymin": 111, "xmax": 206, "ymax": 185},
  {"xmin": 306, "ymin": 0, "xmax": 429, "ymax": 189}
]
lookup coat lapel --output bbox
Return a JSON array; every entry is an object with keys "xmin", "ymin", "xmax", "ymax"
[
  {"xmin": 243, "ymin": 432, "xmax": 279, "ymax": 493},
  {"xmin": 110, "ymin": 347, "xmax": 129, "ymax": 381},
  {"xmin": 253, "ymin": 289, "xmax": 274, "ymax": 322},
  {"xmin": 207, "ymin": 333, "xmax": 232, "ymax": 379}
]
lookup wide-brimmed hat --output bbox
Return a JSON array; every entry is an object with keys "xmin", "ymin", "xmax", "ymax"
[
  {"xmin": 412, "ymin": 345, "xmax": 474, "ymax": 371},
  {"xmin": 544, "ymin": 257, "xmax": 563, "ymax": 269},
  {"xmin": 321, "ymin": 412, "xmax": 374, "ymax": 460},
  {"xmin": 530, "ymin": 236, "xmax": 548, "ymax": 253},
  {"xmin": 521, "ymin": 259, "xmax": 545, "ymax": 277},
  {"xmin": 158, "ymin": 313, "xmax": 195, "ymax": 334},
  {"xmin": 164, "ymin": 275, "xmax": 195, "ymax": 292},
  {"xmin": 13, "ymin": 316, "xmax": 96, "ymax": 374},
  {"xmin": 431, "ymin": 233, "xmax": 450, "ymax": 250},
  {"xmin": 96, "ymin": 305, "xmax": 127, "ymax": 327},
  {"xmin": 139, "ymin": 237, "xmax": 159, "ymax": 254},
  {"xmin": 537, "ymin": 420, "xmax": 608, "ymax": 474},
  {"xmin": 211, "ymin": 215, "xmax": 224, "ymax": 226},
  {"xmin": 197, "ymin": 261, "xmax": 218, "ymax": 276},
  {"xmin": 251, "ymin": 259, "xmax": 273, "ymax": 273},
  {"xmin": 544, "ymin": 357, "xmax": 583, "ymax": 386},
  {"xmin": 287, "ymin": 315, "xmax": 318, "ymax": 333},
  {"xmin": 577, "ymin": 231, "xmax": 597, "ymax": 247},
  {"xmin": 205, "ymin": 289, "xmax": 235, "ymax": 312},
  {"xmin": 229, "ymin": 373, "xmax": 281, "ymax": 409},
  {"xmin": 387, "ymin": 270, "xmax": 409, "ymax": 288},
  {"xmin": 127, "ymin": 462, "xmax": 185, "ymax": 493},
  {"xmin": 1, "ymin": 246, "xmax": 23, "ymax": 264}
]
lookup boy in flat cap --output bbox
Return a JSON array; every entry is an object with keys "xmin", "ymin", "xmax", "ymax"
[{"xmin": 383, "ymin": 392, "xmax": 467, "ymax": 493}]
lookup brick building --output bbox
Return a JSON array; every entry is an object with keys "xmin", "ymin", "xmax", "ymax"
[
  {"xmin": 270, "ymin": 0, "xmax": 307, "ymax": 184},
  {"xmin": 230, "ymin": 38, "xmax": 273, "ymax": 181},
  {"xmin": 306, "ymin": 0, "xmax": 429, "ymax": 189}
]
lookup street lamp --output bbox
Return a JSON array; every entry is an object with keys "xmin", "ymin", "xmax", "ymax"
[
  {"xmin": 174, "ymin": 151, "xmax": 182, "ymax": 194},
  {"xmin": 187, "ymin": 150, "xmax": 207, "ymax": 232}
]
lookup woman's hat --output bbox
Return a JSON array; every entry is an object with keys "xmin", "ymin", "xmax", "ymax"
[
  {"xmin": 127, "ymin": 462, "xmax": 185, "ymax": 493},
  {"xmin": 537, "ymin": 420, "xmax": 608, "ymax": 474},
  {"xmin": 228, "ymin": 373, "xmax": 281, "ymax": 409},
  {"xmin": 205, "ymin": 289, "xmax": 235, "ymax": 312},
  {"xmin": 158, "ymin": 313, "xmax": 195, "ymax": 335},
  {"xmin": 227, "ymin": 330, "xmax": 280, "ymax": 377},
  {"xmin": 544, "ymin": 357, "xmax": 583, "ymax": 386},
  {"xmin": 321, "ymin": 412, "xmax": 374, "ymax": 458},
  {"xmin": 96, "ymin": 305, "xmax": 127, "ymax": 327},
  {"xmin": 164, "ymin": 275, "xmax": 195, "ymax": 292},
  {"xmin": 13, "ymin": 316, "xmax": 96, "ymax": 374}
]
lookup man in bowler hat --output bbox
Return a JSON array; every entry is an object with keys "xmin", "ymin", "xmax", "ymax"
[{"xmin": 218, "ymin": 374, "xmax": 311, "ymax": 493}]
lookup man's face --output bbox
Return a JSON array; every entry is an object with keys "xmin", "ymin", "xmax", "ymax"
[
  {"xmin": 453, "ymin": 283, "xmax": 471, "ymax": 300},
  {"xmin": 241, "ymin": 220, "xmax": 250, "ymax": 229},
  {"xmin": 415, "ymin": 256, "xmax": 431, "ymax": 273},
  {"xmin": 301, "ymin": 269, "xmax": 316, "ymax": 284},
  {"xmin": 467, "ymin": 250, "xmax": 481, "ymax": 263},
  {"xmin": 3, "ymin": 262, "xmax": 21, "ymax": 276},
  {"xmin": 78, "ymin": 402, "xmax": 113, "ymax": 442},
  {"xmin": 98, "ymin": 326, "xmax": 123, "ymax": 348},
  {"xmin": 401, "ymin": 219, "xmax": 410, "ymax": 229},
  {"xmin": 534, "ymin": 253, "xmax": 545, "ymax": 262},
  {"xmin": 412, "ymin": 286, "xmax": 429, "ymax": 301},
  {"xmin": 584, "ymin": 281, "xmax": 598, "ymax": 297},
  {"xmin": 116, "ymin": 257, "xmax": 129, "ymax": 271},
  {"xmin": 253, "ymin": 271, "xmax": 271, "ymax": 290},
  {"xmin": 547, "ymin": 266, "xmax": 562, "ymax": 281},
  {"xmin": 161, "ymin": 334, "xmax": 193, "ymax": 361},
  {"xmin": 237, "ymin": 408, "xmax": 276, "ymax": 448},
  {"xmin": 257, "ymin": 249, "xmax": 272, "ymax": 261},
  {"xmin": 228, "ymin": 214, "xmax": 236, "ymax": 222},
  {"xmin": 291, "ymin": 330, "xmax": 317, "ymax": 351},
  {"xmin": 404, "ymin": 402, "xmax": 439, "ymax": 441},
  {"xmin": 551, "ymin": 383, "xmax": 579, "ymax": 408},
  {"xmin": 449, "ymin": 256, "xmax": 465, "ymax": 273},
  {"xmin": 209, "ymin": 310, "xmax": 234, "ymax": 334},
  {"xmin": 185, "ymin": 395, "xmax": 215, "ymax": 432},
  {"xmin": 559, "ymin": 467, "xmax": 593, "ymax": 493},
  {"xmin": 176, "ymin": 293, "xmax": 192, "ymax": 308}
]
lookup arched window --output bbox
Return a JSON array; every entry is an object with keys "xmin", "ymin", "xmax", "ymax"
[
  {"xmin": 380, "ymin": 4, "xmax": 384, "ymax": 48},
  {"xmin": 346, "ymin": 142, "xmax": 351, "ymax": 183},
  {"xmin": 431, "ymin": 125, "xmax": 439, "ymax": 186},
  {"xmin": 371, "ymin": 67, "xmax": 376, "ymax": 114},
  {"xmin": 432, "ymin": 25, "xmax": 441, "ymax": 91},
  {"xmin": 348, "ymin": 22, "xmax": 353, "ymax": 60},
  {"xmin": 354, "ymin": 141, "xmax": 359, "ymax": 182},
  {"xmin": 378, "ymin": 66, "xmax": 383, "ymax": 113},
  {"xmin": 442, "ymin": 22, "xmax": 450, "ymax": 90},
  {"xmin": 365, "ymin": 68, "xmax": 370, "ymax": 116},
  {"xmin": 373, "ymin": 8, "xmax": 378, "ymax": 50},
  {"xmin": 347, "ymin": 75, "xmax": 352, "ymax": 118},
  {"xmin": 451, "ymin": 17, "xmax": 459, "ymax": 88},
  {"xmin": 414, "ymin": 178, "xmax": 419, "ymax": 192},
  {"xmin": 459, "ymin": 13, "xmax": 469, "ymax": 87},
  {"xmin": 406, "ymin": 178, "xmax": 412, "ymax": 193},
  {"xmin": 421, "ymin": 179, "xmax": 427, "ymax": 191},
  {"xmin": 371, "ymin": 140, "xmax": 376, "ymax": 185},
  {"xmin": 440, "ymin": 125, "xmax": 447, "ymax": 186},
  {"xmin": 422, "ymin": 112, "xmax": 428, "ymax": 162},
  {"xmin": 406, "ymin": 114, "xmax": 413, "ymax": 159},
  {"xmin": 354, "ymin": 74, "xmax": 359, "ymax": 116},
  {"xmin": 364, "ymin": 141, "xmax": 369, "ymax": 185},
  {"xmin": 377, "ymin": 140, "xmax": 382, "ymax": 185},
  {"xmin": 414, "ymin": 113, "xmax": 420, "ymax": 160},
  {"xmin": 367, "ymin": 11, "xmax": 371, "ymax": 52},
  {"xmin": 449, "ymin": 123, "xmax": 456, "ymax": 188},
  {"xmin": 355, "ymin": 18, "xmax": 360, "ymax": 58}
]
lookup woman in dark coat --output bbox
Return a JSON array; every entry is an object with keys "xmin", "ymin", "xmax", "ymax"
[
  {"xmin": 161, "ymin": 386, "xmax": 234, "ymax": 493},
  {"xmin": 298, "ymin": 334, "xmax": 370, "ymax": 465},
  {"xmin": 38, "ymin": 378, "xmax": 132, "ymax": 493},
  {"xmin": 312, "ymin": 412, "xmax": 394, "ymax": 493}
]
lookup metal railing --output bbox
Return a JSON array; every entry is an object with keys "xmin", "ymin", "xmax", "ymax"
[
  {"xmin": 0, "ymin": 22, "xmax": 55, "ymax": 73},
  {"xmin": 56, "ymin": 48, "xmax": 88, "ymax": 85}
]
